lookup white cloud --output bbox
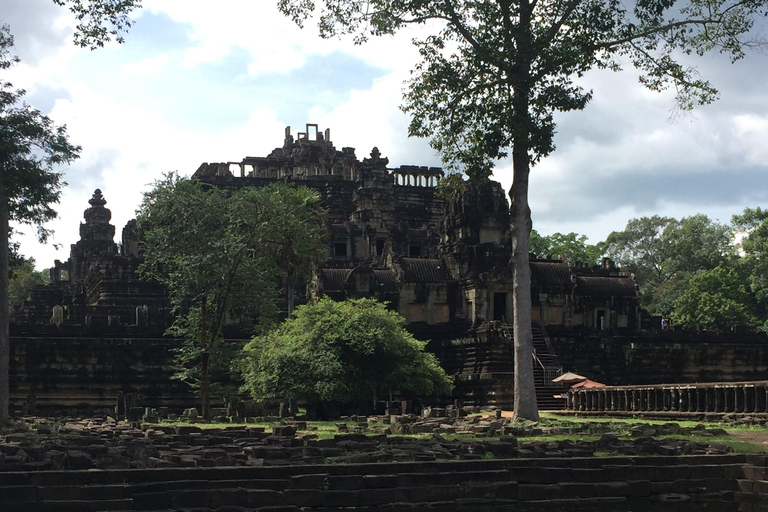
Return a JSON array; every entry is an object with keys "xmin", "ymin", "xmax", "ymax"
[{"xmin": 120, "ymin": 54, "xmax": 171, "ymax": 77}]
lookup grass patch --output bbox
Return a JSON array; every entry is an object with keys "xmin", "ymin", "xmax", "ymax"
[{"xmin": 141, "ymin": 414, "xmax": 768, "ymax": 454}]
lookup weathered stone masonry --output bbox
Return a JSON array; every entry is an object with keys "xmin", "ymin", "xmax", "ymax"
[{"xmin": 8, "ymin": 124, "xmax": 768, "ymax": 411}]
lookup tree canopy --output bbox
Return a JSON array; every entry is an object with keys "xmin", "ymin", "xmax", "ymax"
[
  {"xmin": 530, "ymin": 230, "xmax": 603, "ymax": 265},
  {"xmin": 599, "ymin": 210, "xmax": 767, "ymax": 330},
  {"xmin": 672, "ymin": 263, "xmax": 758, "ymax": 330},
  {"xmin": 278, "ymin": 0, "xmax": 768, "ymax": 420},
  {"xmin": 733, "ymin": 208, "xmax": 768, "ymax": 303},
  {"xmin": 8, "ymin": 257, "xmax": 48, "ymax": 312},
  {"xmin": 137, "ymin": 175, "xmax": 326, "ymax": 419},
  {"xmin": 257, "ymin": 183, "xmax": 327, "ymax": 315},
  {"xmin": 241, "ymin": 297, "xmax": 453, "ymax": 413},
  {"xmin": 604, "ymin": 214, "xmax": 732, "ymax": 316},
  {"xmin": 52, "ymin": 0, "xmax": 142, "ymax": 49}
]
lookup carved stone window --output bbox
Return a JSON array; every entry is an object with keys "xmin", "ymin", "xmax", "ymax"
[{"xmin": 334, "ymin": 243, "xmax": 347, "ymax": 257}]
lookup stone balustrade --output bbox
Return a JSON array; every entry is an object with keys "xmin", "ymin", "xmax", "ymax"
[
  {"xmin": 566, "ymin": 380, "xmax": 768, "ymax": 414},
  {"xmin": 392, "ymin": 166, "xmax": 443, "ymax": 187}
]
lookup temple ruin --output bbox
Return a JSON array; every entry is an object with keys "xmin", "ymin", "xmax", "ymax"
[{"xmin": 8, "ymin": 124, "xmax": 768, "ymax": 413}]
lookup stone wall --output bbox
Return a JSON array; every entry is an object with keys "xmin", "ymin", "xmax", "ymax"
[
  {"xmin": 548, "ymin": 328, "xmax": 768, "ymax": 386},
  {"xmin": 0, "ymin": 454, "xmax": 751, "ymax": 511},
  {"xmin": 8, "ymin": 325, "xmax": 197, "ymax": 413},
  {"xmin": 10, "ymin": 324, "xmax": 768, "ymax": 412}
]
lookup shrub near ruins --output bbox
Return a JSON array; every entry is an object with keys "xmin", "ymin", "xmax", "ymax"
[{"xmin": 240, "ymin": 298, "xmax": 453, "ymax": 418}]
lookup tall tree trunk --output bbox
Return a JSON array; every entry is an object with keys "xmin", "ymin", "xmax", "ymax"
[
  {"xmin": 201, "ymin": 351, "xmax": 210, "ymax": 421},
  {"xmin": 0, "ymin": 176, "xmax": 9, "ymax": 425},
  {"xmin": 508, "ymin": 31, "xmax": 540, "ymax": 420},
  {"xmin": 510, "ymin": 154, "xmax": 539, "ymax": 421}
]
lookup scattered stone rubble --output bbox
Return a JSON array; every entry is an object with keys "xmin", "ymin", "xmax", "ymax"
[{"xmin": 0, "ymin": 410, "xmax": 738, "ymax": 472}]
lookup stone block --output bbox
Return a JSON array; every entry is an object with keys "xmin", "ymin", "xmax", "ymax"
[
  {"xmin": 558, "ymin": 482, "xmax": 595, "ymax": 499},
  {"xmin": 594, "ymin": 481, "xmax": 630, "ymax": 497},
  {"xmin": 491, "ymin": 481, "xmax": 519, "ymax": 500},
  {"xmin": 82, "ymin": 484, "xmax": 131, "ymax": 501},
  {"xmin": 462, "ymin": 482, "xmax": 496, "ymax": 499},
  {"xmin": 328, "ymin": 475, "xmax": 365, "ymax": 490},
  {"xmin": 246, "ymin": 489, "xmax": 283, "ymax": 507},
  {"xmin": 735, "ymin": 491, "xmax": 768, "ymax": 504},
  {"xmin": 356, "ymin": 487, "xmax": 407, "ymax": 506},
  {"xmin": 752, "ymin": 479, "xmax": 768, "ymax": 494},
  {"xmin": 570, "ymin": 468, "xmax": 608, "ymax": 483},
  {"xmin": 273, "ymin": 425, "xmax": 297, "ymax": 437},
  {"xmin": 746, "ymin": 455, "xmax": 768, "ymax": 466},
  {"xmin": 319, "ymin": 490, "xmax": 357, "ymax": 508},
  {"xmin": 64, "ymin": 450, "xmax": 93, "ymax": 470},
  {"xmin": 745, "ymin": 466, "xmax": 768, "ymax": 481},
  {"xmin": 738, "ymin": 479, "xmax": 755, "ymax": 493},
  {"xmin": 648, "ymin": 480, "xmax": 676, "ymax": 494},
  {"xmin": 282, "ymin": 489, "xmax": 326, "ymax": 507},
  {"xmin": 423, "ymin": 484, "xmax": 465, "ymax": 502},
  {"xmin": 211, "ymin": 488, "xmax": 248, "ymax": 508},
  {"xmin": 170, "ymin": 489, "xmax": 213, "ymax": 509},
  {"xmin": 516, "ymin": 467, "xmax": 570, "ymax": 484},
  {"xmin": 126, "ymin": 407, "xmax": 144, "ymax": 422},
  {"xmin": 518, "ymin": 483, "xmax": 562, "ymax": 501},
  {"xmin": 0, "ymin": 485, "xmax": 40, "ymax": 503},
  {"xmin": 625, "ymin": 480, "xmax": 652, "ymax": 498},
  {"xmin": 132, "ymin": 491, "xmax": 172, "ymax": 510},
  {"xmin": 703, "ymin": 478, "xmax": 739, "ymax": 492},
  {"xmin": 290, "ymin": 473, "xmax": 330, "ymax": 490},
  {"xmin": 364, "ymin": 474, "xmax": 399, "ymax": 489}
]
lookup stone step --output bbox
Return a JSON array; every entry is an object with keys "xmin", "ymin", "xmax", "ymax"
[
  {"xmin": 2, "ymin": 499, "xmax": 134, "ymax": 512},
  {"xmin": 0, "ymin": 455, "xmax": 751, "ymax": 510}
]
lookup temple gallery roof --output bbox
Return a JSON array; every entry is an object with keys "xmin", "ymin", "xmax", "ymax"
[
  {"xmin": 530, "ymin": 259, "xmax": 636, "ymax": 297},
  {"xmin": 400, "ymin": 258, "xmax": 453, "ymax": 283}
]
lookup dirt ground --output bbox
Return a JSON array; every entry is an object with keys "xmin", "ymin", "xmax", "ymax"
[{"xmin": 732, "ymin": 430, "xmax": 768, "ymax": 449}]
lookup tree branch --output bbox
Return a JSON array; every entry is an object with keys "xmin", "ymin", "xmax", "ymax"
[
  {"xmin": 595, "ymin": 19, "xmax": 713, "ymax": 51},
  {"xmin": 540, "ymin": 0, "xmax": 584, "ymax": 48},
  {"xmin": 441, "ymin": 0, "xmax": 485, "ymax": 55}
]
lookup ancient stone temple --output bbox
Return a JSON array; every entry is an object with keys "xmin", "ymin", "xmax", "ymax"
[
  {"xmin": 192, "ymin": 124, "xmax": 641, "ymax": 336},
  {"xmin": 9, "ymin": 124, "xmax": 768, "ymax": 413},
  {"xmin": 13, "ymin": 189, "xmax": 167, "ymax": 329},
  {"xmin": 189, "ymin": 124, "xmax": 648, "ymax": 407}
]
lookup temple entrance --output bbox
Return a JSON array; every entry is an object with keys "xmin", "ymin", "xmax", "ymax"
[{"xmin": 493, "ymin": 292, "xmax": 507, "ymax": 322}]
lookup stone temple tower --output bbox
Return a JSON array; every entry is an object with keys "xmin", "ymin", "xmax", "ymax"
[{"xmin": 68, "ymin": 189, "xmax": 118, "ymax": 284}]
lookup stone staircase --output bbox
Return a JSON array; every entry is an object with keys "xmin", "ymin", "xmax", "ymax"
[
  {"xmin": 0, "ymin": 455, "xmax": 748, "ymax": 511},
  {"xmin": 435, "ymin": 322, "xmax": 564, "ymax": 410},
  {"xmin": 530, "ymin": 323, "xmax": 565, "ymax": 410}
]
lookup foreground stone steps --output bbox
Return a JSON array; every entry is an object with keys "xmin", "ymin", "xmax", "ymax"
[{"xmin": 0, "ymin": 454, "xmax": 751, "ymax": 511}]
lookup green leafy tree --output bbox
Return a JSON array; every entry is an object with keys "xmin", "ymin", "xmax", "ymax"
[
  {"xmin": 733, "ymin": 207, "xmax": 768, "ymax": 301},
  {"xmin": 661, "ymin": 215, "xmax": 733, "ymax": 276},
  {"xmin": 0, "ymin": 26, "xmax": 80, "ymax": 424},
  {"xmin": 52, "ymin": 0, "xmax": 141, "ymax": 49},
  {"xmin": 241, "ymin": 297, "xmax": 452, "ymax": 414},
  {"xmin": 605, "ymin": 215, "xmax": 732, "ymax": 315},
  {"xmin": 258, "ymin": 184, "xmax": 326, "ymax": 316},
  {"xmin": 530, "ymin": 230, "xmax": 603, "ymax": 265},
  {"xmin": 8, "ymin": 257, "xmax": 48, "ymax": 311},
  {"xmin": 137, "ymin": 175, "xmax": 326, "ymax": 419},
  {"xmin": 672, "ymin": 263, "xmax": 758, "ymax": 330},
  {"xmin": 278, "ymin": 0, "xmax": 766, "ymax": 420},
  {"xmin": 604, "ymin": 216, "xmax": 674, "ymax": 288}
]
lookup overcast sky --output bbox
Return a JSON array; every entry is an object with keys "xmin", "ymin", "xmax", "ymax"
[{"xmin": 3, "ymin": 0, "xmax": 768, "ymax": 270}]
